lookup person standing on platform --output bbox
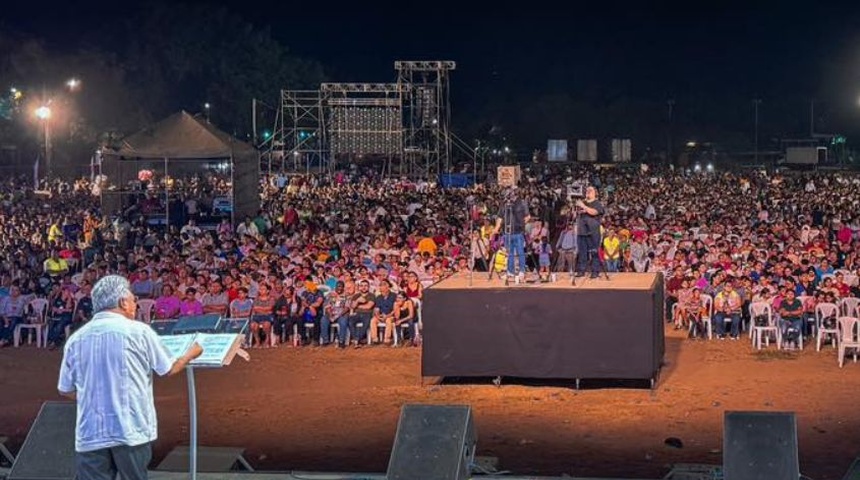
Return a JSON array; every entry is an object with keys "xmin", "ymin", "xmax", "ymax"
[
  {"xmin": 575, "ymin": 186, "xmax": 606, "ymax": 278},
  {"xmin": 555, "ymin": 222, "xmax": 578, "ymax": 274},
  {"xmin": 494, "ymin": 187, "xmax": 531, "ymax": 282},
  {"xmin": 58, "ymin": 275, "xmax": 203, "ymax": 480},
  {"xmin": 602, "ymin": 229, "xmax": 621, "ymax": 272}
]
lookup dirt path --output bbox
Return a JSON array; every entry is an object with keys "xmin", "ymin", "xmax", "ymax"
[{"xmin": 1, "ymin": 328, "xmax": 858, "ymax": 479}]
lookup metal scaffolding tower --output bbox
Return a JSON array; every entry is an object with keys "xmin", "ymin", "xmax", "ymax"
[
  {"xmin": 267, "ymin": 61, "xmax": 459, "ymax": 179},
  {"xmin": 268, "ymin": 89, "xmax": 328, "ymax": 174},
  {"xmin": 396, "ymin": 60, "xmax": 456, "ymax": 178}
]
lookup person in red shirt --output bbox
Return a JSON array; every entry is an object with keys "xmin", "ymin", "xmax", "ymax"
[
  {"xmin": 58, "ymin": 241, "xmax": 81, "ymax": 261},
  {"xmin": 834, "ymin": 272, "xmax": 852, "ymax": 298},
  {"xmin": 223, "ymin": 275, "xmax": 240, "ymax": 303}
]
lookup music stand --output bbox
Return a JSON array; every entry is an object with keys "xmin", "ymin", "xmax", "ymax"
[
  {"xmin": 150, "ymin": 319, "xmax": 179, "ymax": 336},
  {"xmin": 156, "ymin": 315, "xmax": 249, "ymax": 480},
  {"xmin": 172, "ymin": 314, "xmax": 223, "ymax": 334}
]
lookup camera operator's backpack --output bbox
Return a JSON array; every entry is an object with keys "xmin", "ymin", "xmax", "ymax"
[{"xmin": 753, "ymin": 313, "xmax": 769, "ymax": 327}]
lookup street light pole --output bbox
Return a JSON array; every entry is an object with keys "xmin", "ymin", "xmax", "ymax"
[
  {"xmin": 753, "ymin": 99, "xmax": 762, "ymax": 164},
  {"xmin": 667, "ymin": 99, "xmax": 675, "ymax": 164},
  {"xmin": 35, "ymin": 105, "xmax": 52, "ymax": 180},
  {"xmin": 45, "ymin": 118, "xmax": 52, "ymax": 179}
]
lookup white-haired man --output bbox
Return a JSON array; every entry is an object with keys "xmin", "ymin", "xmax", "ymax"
[{"xmin": 58, "ymin": 275, "xmax": 203, "ymax": 480}]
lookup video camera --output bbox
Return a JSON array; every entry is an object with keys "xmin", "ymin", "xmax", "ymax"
[{"xmin": 566, "ymin": 181, "xmax": 586, "ymax": 201}]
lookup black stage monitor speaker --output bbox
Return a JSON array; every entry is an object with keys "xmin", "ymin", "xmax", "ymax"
[
  {"xmin": 8, "ymin": 402, "xmax": 76, "ymax": 480},
  {"xmin": 724, "ymin": 411, "xmax": 799, "ymax": 480},
  {"xmin": 386, "ymin": 404, "xmax": 477, "ymax": 480}
]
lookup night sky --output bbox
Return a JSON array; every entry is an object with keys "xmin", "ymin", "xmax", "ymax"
[{"xmin": 5, "ymin": 1, "xmax": 860, "ymax": 147}]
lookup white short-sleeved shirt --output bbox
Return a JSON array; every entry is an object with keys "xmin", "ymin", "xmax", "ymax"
[{"xmin": 58, "ymin": 311, "xmax": 174, "ymax": 452}]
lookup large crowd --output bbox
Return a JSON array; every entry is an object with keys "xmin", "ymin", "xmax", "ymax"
[{"xmin": 1, "ymin": 164, "xmax": 860, "ymax": 353}]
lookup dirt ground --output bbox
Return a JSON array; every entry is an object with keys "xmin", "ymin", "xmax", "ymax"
[{"xmin": 1, "ymin": 327, "xmax": 859, "ymax": 479}]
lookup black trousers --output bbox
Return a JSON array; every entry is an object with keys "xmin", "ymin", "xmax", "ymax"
[
  {"xmin": 576, "ymin": 232, "xmax": 601, "ymax": 275},
  {"xmin": 76, "ymin": 442, "xmax": 151, "ymax": 480},
  {"xmin": 274, "ymin": 315, "xmax": 302, "ymax": 340}
]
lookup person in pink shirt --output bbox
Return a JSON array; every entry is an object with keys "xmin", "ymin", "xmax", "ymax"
[
  {"xmin": 179, "ymin": 287, "xmax": 204, "ymax": 317},
  {"xmin": 154, "ymin": 284, "xmax": 182, "ymax": 319}
]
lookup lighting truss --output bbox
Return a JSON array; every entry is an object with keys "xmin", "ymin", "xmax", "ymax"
[
  {"xmin": 327, "ymin": 98, "xmax": 401, "ymax": 107},
  {"xmin": 394, "ymin": 61, "xmax": 457, "ymax": 71},
  {"xmin": 321, "ymin": 83, "xmax": 406, "ymax": 93},
  {"xmin": 396, "ymin": 60, "xmax": 456, "ymax": 177},
  {"xmin": 267, "ymin": 60, "xmax": 467, "ymax": 178}
]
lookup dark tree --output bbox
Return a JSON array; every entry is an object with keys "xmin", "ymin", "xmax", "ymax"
[{"xmin": 121, "ymin": 3, "xmax": 325, "ymax": 138}]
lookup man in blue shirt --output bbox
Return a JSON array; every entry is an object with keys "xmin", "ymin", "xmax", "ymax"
[
  {"xmin": 130, "ymin": 270, "xmax": 154, "ymax": 299},
  {"xmin": 370, "ymin": 280, "xmax": 397, "ymax": 344},
  {"xmin": 555, "ymin": 223, "xmax": 578, "ymax": 275},
  {"xmin": 58, "ymin": 275, "xmax": 202, "ymax": 480}
]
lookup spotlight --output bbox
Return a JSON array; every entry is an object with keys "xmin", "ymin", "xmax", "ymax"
[{"xmin": 35, "ymin": 106, "xmax": 52, "ymax": 120}]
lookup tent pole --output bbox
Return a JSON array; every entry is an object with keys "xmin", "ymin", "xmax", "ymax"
[
  {"xmin": 230, "ymin": 153, "xmax": 236, "ymax": 227},
  {"xmin": 164, "ymin": 157, "xmax": 169, "ymax": 229},
  {"xmin": 252, "ymin": 98, "xmax": 258, "ymax": 146}
]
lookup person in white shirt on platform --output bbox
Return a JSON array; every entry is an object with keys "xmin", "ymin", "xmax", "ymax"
[{"xmin": 58, "ymin": 275, "xmax": 203, "ymax": 480}]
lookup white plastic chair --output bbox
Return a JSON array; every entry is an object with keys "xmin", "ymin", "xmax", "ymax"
[
  {"xmin": 370, "ymin": 314, "xmax": 391, "ymax": 345},
  {"xmin": 328, "ymin": 320, "xmax": 341, "ymax": 344},
  {"xmin": 14, "ymin": 298, "xmax": 49, "ymax": 348},
  {"xmin": 749, "ymin": 302, "xmax": 780, "ymax": 350},
  {"xmin": 411, "ymin": 298, "xmax": 423, "ymax": 338},
  {"xmin": 292, "ymin": 321, "xmax": 317, "ymax": 346},
  {"xmin": 839, "ymin": 297, "xmax": 860, "ymax": 317},
  {"xmin": 837, "ymin": 316, "xmax": 860, "ymax": 368},
  {"xmin": 136, "ymin": 299, "xmax": 156, "ymax": 324},
  {"xmin": 63, "ymin": 297, "xmax": 82, "ymax": 341},
  {"xmin": 815, "ymin": 302, "xmax": 839, "ymax": 351}
]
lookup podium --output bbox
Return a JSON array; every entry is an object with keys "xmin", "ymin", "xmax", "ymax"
[{"xmin": 155, "ymin": 315, "xmax": 249, "ymax": 480}]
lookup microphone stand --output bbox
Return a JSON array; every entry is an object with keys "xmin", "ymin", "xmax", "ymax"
[
  {"xmin": 467, "ymin": 197, "xmax": 474, "ymax": 287},
  {"xmin": 570, "ymin": 206, "xmax": 580, "ymax": 287}
]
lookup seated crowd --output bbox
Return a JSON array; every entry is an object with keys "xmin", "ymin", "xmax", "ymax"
[{"xmin": 1, "ymin": 164, "xmax": 860, "ymax": 354}]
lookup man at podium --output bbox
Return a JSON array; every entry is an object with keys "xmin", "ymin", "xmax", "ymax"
[{"xmin": 58, "ymin": 275, "xmax": 203, "ymax": 480}]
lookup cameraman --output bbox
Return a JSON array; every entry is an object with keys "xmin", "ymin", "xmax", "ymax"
[
  {"xmin": 575, "ymin": 186, "xmax": 605, "ymax": 278},
  {"xmin": 494, "ymin": 187, "xmax": 530, "ymax": 281}
]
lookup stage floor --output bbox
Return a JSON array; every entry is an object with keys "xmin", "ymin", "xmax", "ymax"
[{"xmin": 430, "ymin": 272, "xmax": 659, "ymax": 291}]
